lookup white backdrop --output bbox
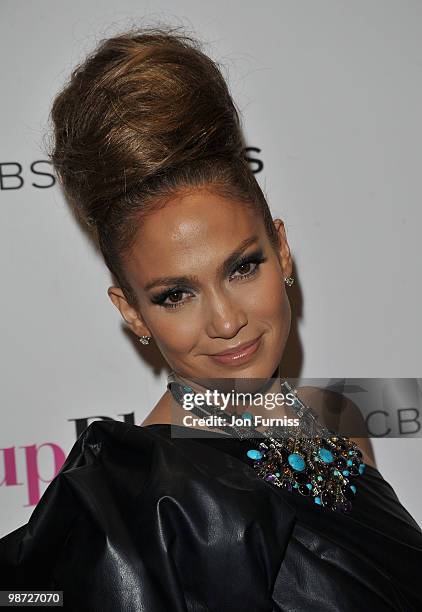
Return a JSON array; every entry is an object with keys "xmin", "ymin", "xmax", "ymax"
[{"xmin": 1, "ymin": 0, "xmax": 421, "ymax": 536}]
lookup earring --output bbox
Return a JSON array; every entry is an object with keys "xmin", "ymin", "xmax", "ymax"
[
  {"xmin": 139, "ymin": 335, "xmax": 151, "ymax": 345},
  {"xmin": 284, "ymin": 276, "xmax": 294, "ymax": 286}
]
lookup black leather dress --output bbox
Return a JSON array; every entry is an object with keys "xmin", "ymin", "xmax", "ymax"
[{"xmin": 1, "ymin": 419, "xmax": 421, "ymax": 611}]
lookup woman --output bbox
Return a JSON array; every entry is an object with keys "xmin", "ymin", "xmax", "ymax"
[{"xmin": 1, "ymin": 26, "xmax": 421, "ymax": 611}]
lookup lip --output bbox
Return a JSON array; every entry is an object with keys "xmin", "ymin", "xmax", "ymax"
[{"xmin": 209, "ymin": 334, "xmax": 263, "ymax": 365}]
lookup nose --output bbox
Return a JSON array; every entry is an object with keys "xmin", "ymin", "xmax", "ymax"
[{"xmin": 205, "ymin": 287, "xmax": 248, "ymax": 339}]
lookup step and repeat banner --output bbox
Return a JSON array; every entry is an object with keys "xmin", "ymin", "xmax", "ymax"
[{"xmin": 1, "ymin": 0, "xmax": 421, "ymax": 536}]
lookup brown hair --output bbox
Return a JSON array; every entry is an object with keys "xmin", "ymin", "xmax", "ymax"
[{"xmin": 48, "ymin": 25, "xmax": 279, "ymax": 310}]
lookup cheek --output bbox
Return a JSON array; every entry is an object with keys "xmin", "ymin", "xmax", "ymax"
[
  {"xmin": 254, "ymin": 267, "xmax": 288, "ymax": 320},
  {"xmin": 257, "ymin": 270, "xmax": 292, "ymax": 348},
  {"xmin": 149, "ymin": 313, "xmax": 201, "ymax": 355}
]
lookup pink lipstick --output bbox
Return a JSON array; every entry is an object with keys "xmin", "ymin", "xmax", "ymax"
[{"xmin": 209, "ymin": 334, "xmax": 263, "ymax": 365}]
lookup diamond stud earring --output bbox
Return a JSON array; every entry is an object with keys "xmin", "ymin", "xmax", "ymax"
[
  {"xmin": 139, "ymin": 336, "xmax": 151, "ymax": 345},
  {"xmin": 284, "ymin": 276, "xmax": 295, "ymax": 286}
]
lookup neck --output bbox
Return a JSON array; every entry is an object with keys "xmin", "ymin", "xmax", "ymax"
[{"xmin": 167, "ymin": 365, "xmax": 292, "ymax": 419}]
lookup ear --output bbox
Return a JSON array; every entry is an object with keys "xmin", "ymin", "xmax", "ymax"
[
  {"xmin": 272, "ymin": 218, "xmax": 293, "ymax": 279},
  {"xmin": 107, "ymin": 286, "xmax": 152, "ymax": 340}
]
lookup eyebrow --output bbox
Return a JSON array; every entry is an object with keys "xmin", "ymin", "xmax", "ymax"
[{"xmin": 145, "ymin": 235, "xmax": 260, "ymax": 291}]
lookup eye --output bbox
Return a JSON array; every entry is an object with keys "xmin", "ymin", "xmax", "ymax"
[
  {"xmin": 164, "ymin": 289, "xmax": 190, "ymax": 308},
  {"xmin": 234, "ymin": 262, "xmax": 253, "ymax": 275},
  {"xmin": 232, "ymin": 255, "xmax": 266, "ymax": 279},
  {"xmin": 153, "ymin": 288, "xmax": 193, "ymax": 310}
]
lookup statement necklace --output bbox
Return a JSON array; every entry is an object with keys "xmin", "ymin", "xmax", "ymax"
[{"xmin": 167, "ymin": 373, "xmax": 366, "ymax": 514}]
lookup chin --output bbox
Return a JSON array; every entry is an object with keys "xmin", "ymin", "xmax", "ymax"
[{"xmin": 207, "ymin": 359, "xmax": 280, "ymax": 393}]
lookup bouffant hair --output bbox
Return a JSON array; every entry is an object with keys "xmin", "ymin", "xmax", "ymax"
[{"xmin": 48, "ymin": 25, "xmax": 279, "ymax": 310}]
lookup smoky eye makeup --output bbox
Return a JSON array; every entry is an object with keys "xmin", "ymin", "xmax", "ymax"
[
  {"xmin": 228, "ymin": 248, "xmax": 267, "ymax": 279},
  {"xmin": 150, "ymin": 285, "xmax": 191, "ymax": 306},
  {"xmin": 149, "ymin": 248, "xmax": 268, "ymax": 308}
]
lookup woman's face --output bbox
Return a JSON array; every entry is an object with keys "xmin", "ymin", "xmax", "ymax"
[{"xmin": 108, "ymin": 187, "xmax": 293, "ymax": 383}]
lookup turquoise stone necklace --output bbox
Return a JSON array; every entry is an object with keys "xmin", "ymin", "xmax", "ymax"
[{"xmin": 167, "ymin": 373, "xmax": 366, "ymax": 514}]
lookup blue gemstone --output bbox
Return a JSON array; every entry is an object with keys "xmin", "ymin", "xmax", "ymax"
[
  {"xmin": 247, "ymin": 449, "xmax": 263, "ymax": 461},
  {"xmin": 317, "ymin": 475, "xmax": 323, "ymax": 481},
  {"xmin": 288, "ymin": 453, "xmax": 306, "ymax": 471},
  {"xmin": 318, "ymin": 447, "xmax": 334, "ymax": 463},
  {"xmin": 275, "ymin": 472, "xmax": 281, "ymax": 477},
  {"xmin": 306, "ymin": 483, "xmax": 312, "ymax": 489},
  {"xmin": 347, "ymin": 459, "xmax": 353, "ymax": 466},
  {"xmin": 359, "ymin": 463, "xmax": 366, "ymax": 474},
  {"xmin": 342, "ymin": 470, "xmax": 350, "ymax": 476},
  {"xmin": 183, "ymin": 385, "xmax": 192, "ymax": 392},
  {"xmin": 333, "ymin": 469, "xmax": 340, "ymax": 476},
  {"xmin": 350, "ymin": 485, "xmax": 357, "ymax": 494},
  {"xmin": 314, "ymin": 496, "xmax": 322, "ymax": 505},
  {"xmin": 242, "ymin": 411, "xmax": 253, "ymax": 422}
]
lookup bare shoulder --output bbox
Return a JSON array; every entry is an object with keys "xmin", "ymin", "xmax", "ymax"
[
  {"xmin": 294, "ymin": 385, "xmax": 378, "ymax": 469},
  {"xmin": 139, "ymin": 391, "xmax": 173, "ymax": 427}
]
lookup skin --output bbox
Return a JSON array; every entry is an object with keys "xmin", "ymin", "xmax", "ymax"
[{"xmin": 108, "ymin": 186, "xmax": 376, "ymax": 468}]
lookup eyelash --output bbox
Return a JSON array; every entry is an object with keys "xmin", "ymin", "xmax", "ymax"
[{"xmin": 152, "ymin": 251, "xmax": 268, "ymax": 310}]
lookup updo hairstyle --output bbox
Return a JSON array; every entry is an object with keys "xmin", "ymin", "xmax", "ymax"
[{"xmin": 48, "ymin": 26, "xmax": 279, "ymax": 310}]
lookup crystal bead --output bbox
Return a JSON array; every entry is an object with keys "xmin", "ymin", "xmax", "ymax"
[
  {"xmin": 288, "ymin": 453, "xmax": 306, "ymax": 471},
  {"xmin": 318, "ymin": 447, "xmax": 334, "ymax": 463},
  {"xmin": 247, "ymin": 449, "xmax": 263, "ymax": 460}
]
